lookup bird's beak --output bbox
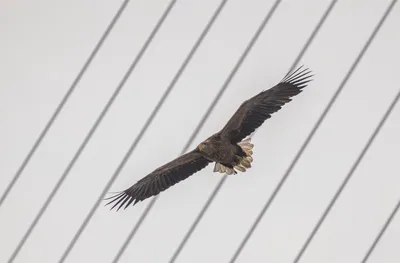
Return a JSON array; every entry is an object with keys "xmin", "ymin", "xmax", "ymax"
[{"xmin": 198, "ymin": 143, "xmax": 204, "ymax": 151}]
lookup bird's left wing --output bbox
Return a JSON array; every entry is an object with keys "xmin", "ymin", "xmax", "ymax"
[
  {"xmin": 219, "ymin": 66, "xmax": 313, "ymax": 143},
  {"xmin": 105, "ymin": 149, "xmax": 212, "ymax": 211}
]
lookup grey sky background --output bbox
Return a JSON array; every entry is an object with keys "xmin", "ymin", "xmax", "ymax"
[{"xmin": 1, "ymin": 0, "xmax": 399, "ymax": 262}]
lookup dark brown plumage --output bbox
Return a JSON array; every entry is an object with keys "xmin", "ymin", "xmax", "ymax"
[{"xmin": 105, "ymin": 66, "xmax": 313, "ymax": 210}]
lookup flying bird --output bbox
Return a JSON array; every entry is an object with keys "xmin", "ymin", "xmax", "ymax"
[{"xmin": 105, "ymin": 66, "xmax": 313, "ymax": 210}]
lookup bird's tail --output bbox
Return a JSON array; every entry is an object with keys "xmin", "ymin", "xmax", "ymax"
[
  {"xmin": 214, "ymin": 163, "xmax": 236, "ymax": 175},
  {"xmin": 236, "ymin": 137, "xmax": 254, "ymax": 171},
  {"xmin": 238, "ymin": 137, "xmax": 254, "ymax": 157}
]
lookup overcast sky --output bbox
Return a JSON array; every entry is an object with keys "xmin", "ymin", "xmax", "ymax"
[{"xmin": 1, "ymin": 0, "xmax": 399, "ymax": 262}]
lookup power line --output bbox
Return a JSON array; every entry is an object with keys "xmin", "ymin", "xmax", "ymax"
[
  {"xmin": 169, "ymin": 1, "xmax": 338, "ymax": 261},
  {"xmin": 361, "ymin": 197, "xmax": 400, "ymax": 263},
  {"xmin": 56, "ymin": 2, "xmax": 178, "ymax": 262},
  {"xmin": 2, "ymin": 1, "xmax": 398, "ymax": 263},
  {"xmin": 293, "ymin": 1, "xmax": 398, "ymax": 261},
  {"xmin": 7, "ymin": 1, "xmax": 177, "ymax": 262},
  {"xmin": 168, "ymin": 176, "xmax": 227, "ymax": 263},
  {"xmin": 287, "ymin": 0, "xmax": 338, "ymax": 74},
  {"xmin": 230, "ymin": 0, "xmax": 398, "ymax": 262},
  {"xmin": 0, "ymin": 0, "xmax": 131, "ymax": 211},
  {"xmin": 58, "ymin": 0, "xmax": 229, "ymax": 262},
  {"xmin": 294, "ymin": 90, "xmax": 400, "ymax": 262},
  {"xmin": 112, "ymin": 0, "xmax": 283, "ymax": 261}
]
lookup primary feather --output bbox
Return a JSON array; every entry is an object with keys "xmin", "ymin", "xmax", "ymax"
[
  {"xmin": 105, "ymin": 150, "xmax": 211, "ymax": 211},
  {"xmin": 220, "ymin": 66, "xmax": 313, "ymax": 143}
]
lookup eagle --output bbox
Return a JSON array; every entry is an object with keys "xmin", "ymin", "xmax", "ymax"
[{"xmin": 105, "ymin": 66, "xmax": 313, "ymax": 210}]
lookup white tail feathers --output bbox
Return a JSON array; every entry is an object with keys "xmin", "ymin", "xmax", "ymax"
[
  {"xmin": 213, "ymin": 163, "xmax": 236, "ymax": 175},
  {"xmin": 213, "ymin": 137, "xmax": 254, "ymax": 175},
  {"xmin": 235, "ymin": 137, "xmax": 254, "ymax": 172},
  {"xmin": 238, "ymin": 137, "xmax": 254, "ymax": 156}
]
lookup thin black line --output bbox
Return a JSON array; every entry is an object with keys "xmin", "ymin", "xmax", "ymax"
[
  {"xmin": 294, "ymin": 91, "xmax": 400, "ymax": 263},
  {"xmin": 57, "ymin": 2, "xmax": 178, "ymax": 263},
  {"xmin": 58, "ymin": 0, "xmax": 228, "ymax": 262},
  {"xmin": 287, "ymin": 0, "xmax": 338, "ymax": 73},
  {"xmin": 169, "ymin": 0, "xmax": 338, "ymax": 262},
  {"xmin": 361, "ymin": 197, "xmax": 400, "ymax": 263},
  {"xmin": 293, "ymin": 1, "xmax": 398, "ymax": 261},
  {"xmin": 7, "ymin": 1, "xmax": 177, "ymax": 263},
  {"xmin": 230, "ymin": 0, "xmax": 398, "ymax": 262},
  {"xmin": 113, "ymin": 0, "xmax": 282, "ymax": 261},
  {"xmin": 0, "ymin": 0, "xmax": 131, "ymax": 210},
  {"xmin": 168, "ymin": 176, "xmax": 227, "ymax": 263}
]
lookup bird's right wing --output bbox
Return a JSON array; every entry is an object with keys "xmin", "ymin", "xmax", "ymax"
[
  {"xmin": 105, "ymin": 149, "xmax": 212, "ymax": 211},
  {"xmin": 219, "ymin": 66, "xmax": 313, "ymax": 143}
]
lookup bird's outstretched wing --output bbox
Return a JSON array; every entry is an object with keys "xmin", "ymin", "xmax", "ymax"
[
  {"xmin": 105, "ymin": 149, "xmax": 211, "ymax": 211},
  {"xmin": 219, "ymin": 66, "xmax": 313, "ymax": 143}
]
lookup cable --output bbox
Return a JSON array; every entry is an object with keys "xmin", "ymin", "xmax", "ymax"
[
  {"xmin": 58, "ymin": 0, "xmax": 228, "ymax": 262},
  {"xmin": 294, "ymin": 91, "xmax": 400, "ymax": 263},
  {"xmin": 112, "ymin": 0, "xmax": 283, "ymax": 262},
  {"xmin": 293, "ymin": 2, "xmax": 398, "ymax": 261},
  {"xmin": 230, "ymin": 0, "xmax": 398, "ymax": 262},
  {"xmin": 169, "ymin": 1, "xmax": 338, "ymax": 261},
  {"xmin": 0, "ymin": 0, "xmax": 131, "ymax": 210},
  {"xmin": 7, "ymin": 1, "xmax": 177, "ymax": 263},
  {"xmin": 361, "ymin": 197, "xmax": 400, "ymax": 263},
  {"xmin": 168, "ymin": 176, "xmax": 227, "ymax": 263}
]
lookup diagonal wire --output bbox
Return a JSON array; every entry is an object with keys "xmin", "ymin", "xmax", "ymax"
[
  {"xmin": 293, "ymin": 2, "xmax": 398, "ymax": 261},
  {"xmin": 0, "ymin": 0, "xmax": 131, "ymax": 210},
  {"xmin": 294, "ymin": 90, "xmax": 400, "ymax": 263},
  {"xmin": 361, "ymin": 197, "xmax": 400, "ymax": 263},
  {"xmin": 286, "ymin": 0, "xmax": 338, "ymax": 74},
  {"xmin": 169, "ymin": 1, "xmax": 338, "ymax": 261},
  {"xmin": 230, "ymin": 0, "xmax": 398, "ymax": 262},
  {"xmin": 57, "ymin": 0, "xmax": 228, "ymax": 262},
  {"xmin": 112, "ymin": 0, "xmax": 282, "ymax": 262},
  {"xmin": 7, "ymin": 1, "xmax": 177, "ymax": 263}
]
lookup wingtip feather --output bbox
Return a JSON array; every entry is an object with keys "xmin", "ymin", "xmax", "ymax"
[
  {"xmin": 105, "ymin": 191, "xmax": 135, "ymax": 211},
  {"xmin": 281, "ymin": 65, "xmax": 313, "ymax": 86}
]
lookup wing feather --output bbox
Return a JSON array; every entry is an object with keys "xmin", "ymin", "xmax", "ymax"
[
  {"xmin": 220, "ymin": 66, "xmax": 313, "ymax": 143},
  {"xmin": 105, "ymin": 149, "xmax": 211, "ymax": 211}
]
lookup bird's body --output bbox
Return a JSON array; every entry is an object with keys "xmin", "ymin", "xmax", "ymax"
[
  {"xmin": 198, "ymin": 133, "xmax": 253, "ymax": 175},
  {"xmin": 105, "ymin": 66, "xmax": 313, "ymax": 210}
]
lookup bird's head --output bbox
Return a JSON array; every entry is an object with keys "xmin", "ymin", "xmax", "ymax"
[
  {"xmin": 197, "ymin": 140, "xmax": 211, "ymax": 153},
  {"xmin": 197, "ymin": 142, "xmax": 206, "ymax": 152}
]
